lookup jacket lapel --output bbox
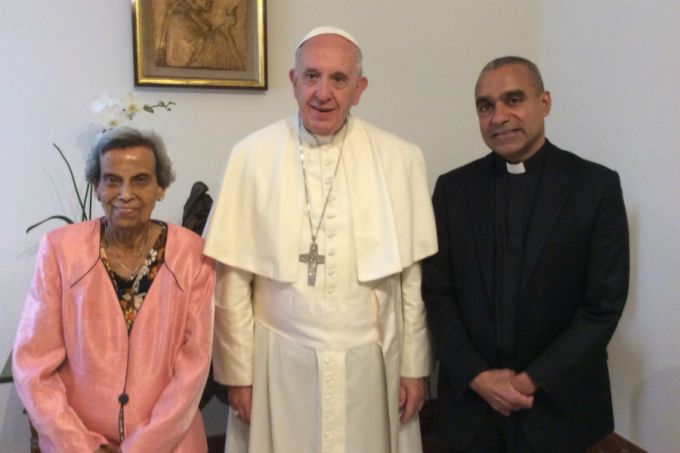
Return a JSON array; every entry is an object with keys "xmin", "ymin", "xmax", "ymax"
[
  {"xmin": 466, "ymin": 154, "xmax": 495, "ymax": 305},
  {"xmin": 521, "ymin": 144, "xmax": 575, "ymax": 290},
  {"xmin": 69, "ymin": 219, "xmax": 102, "ymax": 288}
]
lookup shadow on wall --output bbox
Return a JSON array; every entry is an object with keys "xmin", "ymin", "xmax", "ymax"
[
  {"xmin": 0, "ymin": 385, "xmax": 30, "ymax": 452},
  {"xmin": 618, "ymin": 208, "xmax": 680, "ymax": 452},
  {"xmin": 607, "ymin": 207, "xmax": 645, "ymax": 434},
  {"xmin": 633, "ymin": 367, "xmax": 680, "ymax": 453}
]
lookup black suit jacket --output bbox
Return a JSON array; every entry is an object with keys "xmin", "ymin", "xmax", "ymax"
[{"xmin": 422, "ymin": 142, "xmax": 629, "ymax": 452}]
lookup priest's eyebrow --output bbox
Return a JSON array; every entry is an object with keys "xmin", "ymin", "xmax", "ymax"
[
  {"xmin": 476, "ymin": 89, "xmax": 527, "ymax": 108},
  {"xmin": 501, "ymin": 89, "xmax": 527, "ymax": 103}
]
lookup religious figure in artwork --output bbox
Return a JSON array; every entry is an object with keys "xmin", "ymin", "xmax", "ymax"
[{"xmin": 156, "ymin": 0, "xmax": 246, "ymax": 71}]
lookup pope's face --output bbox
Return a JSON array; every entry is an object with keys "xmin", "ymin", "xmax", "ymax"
[
  {"xmin": 95, "ymin": 146, "xmax": 165, "ymax": 233},
  {"xmin": 289, "ymin": 34, "xmax": 368, "ymax": 136},
  {"xmin": 475, "ymin": 63, "xmax": 551, "ymax": 163}
]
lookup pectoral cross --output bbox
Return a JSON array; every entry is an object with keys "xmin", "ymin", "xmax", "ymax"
[{"xmin": 299, "ymin": 242, "xmax": 325, "ymax": 286}]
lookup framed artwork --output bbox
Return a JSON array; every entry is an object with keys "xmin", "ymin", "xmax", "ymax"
[{"xmin": 132, "ymin": 0, "xmax": 267, "ymax": 89}]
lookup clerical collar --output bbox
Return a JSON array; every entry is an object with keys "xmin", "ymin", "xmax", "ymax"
[
  {"xmin": 494, "ymin": 140, "xmax": 549, "ymax": 175},
  {"xmin": 506, "ymin": 161, "xmax": 525, "ymax": 174},
  {"xmin": 299, "ymin": 117, "xmax": 350, "ymax": 148}
]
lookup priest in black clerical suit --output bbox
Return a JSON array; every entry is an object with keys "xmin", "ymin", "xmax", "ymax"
[{"xmin": 422, "ymin": 56, "xmax": 629, "ymax": 453}]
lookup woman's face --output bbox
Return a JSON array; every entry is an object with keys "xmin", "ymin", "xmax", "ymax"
[{"xmin": 95, "ymin": 146, "xmax": 165, "ymax": 232}]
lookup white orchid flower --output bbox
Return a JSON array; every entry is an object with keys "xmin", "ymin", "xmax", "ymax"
[
  {"xmin": 89, "ymin": 93, "xmax": 173, "ymax": 130},
  {"xmin": 122, "ymin": 92, "xmax": 144, "ymax": 120},
  {"xmin": 91, "ymin": 94, "xmax": 126, "ymax": 129},
  {"xmin": 90, "ymin": 93, "xmax": 121, "ymax": 115},
  {"xmin": 98, "ymin": 104, "xmax": 128, "ymax": 129}
]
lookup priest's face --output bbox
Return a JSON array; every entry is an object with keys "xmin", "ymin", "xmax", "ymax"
[
  {"xmin": 475, "ymin": 63, "xmax": 551, "ymax": 163},
  {"xmin": 289, "ymin": 34, "xmax": 368, "ymax": 136}
]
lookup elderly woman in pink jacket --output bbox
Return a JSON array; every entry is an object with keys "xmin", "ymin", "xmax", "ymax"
[{"xmin": 13, "ymin": 127, "xmax": 215, "ymax": 453}]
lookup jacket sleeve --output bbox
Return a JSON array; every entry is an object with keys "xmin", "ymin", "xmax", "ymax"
[
  {"xmin": 212, "ymin": 262, "xmax": 254, "ymax": 385},
  {"xmin": 399, "ymin": 263, "xmax": 432, "ymax": 378},
  {"xmin": 122, "ymin": 253, "xmax": 216, "ymax": 453},
  {"xmin": 525, "ymin": 172, "xmax": 629, "ymax": 405},
  {"xmin": 421, "ymin": 178, "xmax": 490, "ymax": 398},
  {"xmin": 12, "ymin": 235, "xmax": 108, "ymax": 452}
]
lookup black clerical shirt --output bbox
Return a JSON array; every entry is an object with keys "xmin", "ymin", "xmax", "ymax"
[{"xmin": 493, "ymin": 143, "xmax": 547, "ymax": 362}]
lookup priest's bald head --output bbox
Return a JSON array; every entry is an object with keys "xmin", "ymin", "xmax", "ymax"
[{"xmin": 289, "ymin": 26, "xmax": 368, "ymax": 136}]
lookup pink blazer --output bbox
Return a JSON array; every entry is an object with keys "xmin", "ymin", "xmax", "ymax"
[{"xmin": 13, "ymin": 219, "xmax": 215, "ymax": 453}]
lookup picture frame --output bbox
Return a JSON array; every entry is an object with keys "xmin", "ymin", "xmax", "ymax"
[{"xmin": 131, "ymin": 0, "xmax": 267, "ymax": 89}]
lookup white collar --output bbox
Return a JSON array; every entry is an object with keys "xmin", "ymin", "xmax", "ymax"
[
  {"xmin": 299, "ymin": 118, "xmax": 349, "ymax": 147},
  {"xmin": 506, "ymin": 161, "xmax": 526, "ymax": 174}
]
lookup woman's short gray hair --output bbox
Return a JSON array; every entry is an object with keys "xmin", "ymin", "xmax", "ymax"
[{"xmin": 85, "ymin": 126, "xmax": 176, "ymax": 188}]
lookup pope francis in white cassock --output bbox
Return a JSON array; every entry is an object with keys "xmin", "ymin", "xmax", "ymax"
[{"xmin": 203, "ymin": 26, "xmax": 438, "ymax": 453}]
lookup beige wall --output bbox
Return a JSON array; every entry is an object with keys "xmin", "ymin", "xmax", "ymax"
[{"xmin": 539, "ymin": 2, "xmax": 680, "ymax": 451}]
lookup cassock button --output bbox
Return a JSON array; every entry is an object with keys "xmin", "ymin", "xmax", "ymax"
[{"xmin": 118, "ymin": 393, "xmax": 129, "ymax": 405}]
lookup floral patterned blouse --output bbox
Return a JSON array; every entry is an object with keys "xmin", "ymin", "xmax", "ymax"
[{"xmin": 100, "ymin": 221, "xmax": 168, "ymax": 332}]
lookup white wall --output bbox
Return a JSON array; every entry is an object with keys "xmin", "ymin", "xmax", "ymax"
[
  {"xmin": 539, "ymin": 2, "xmax": 680, "ymax": 451},
  {"xmin": 0, "ymin": 0, "xmax": 539, "ymax": 450}
]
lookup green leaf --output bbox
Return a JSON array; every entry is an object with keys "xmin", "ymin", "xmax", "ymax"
[{"xmin": 26, "ymin": 215, "xmax": 75, "ymax": 234}]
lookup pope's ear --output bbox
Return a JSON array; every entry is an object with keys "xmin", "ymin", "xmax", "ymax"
[
  {"xmin": 352, "ymin": 77, "xmax": 368, "ymax": 106},
  {"xmin": 289, "ymin": 68, "xmax": 297, "ymax": 86}
]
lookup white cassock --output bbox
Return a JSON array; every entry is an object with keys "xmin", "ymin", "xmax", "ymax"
[{"xmin": 204, "ymin": 116, "xmax": 438, "ymax": 453}]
